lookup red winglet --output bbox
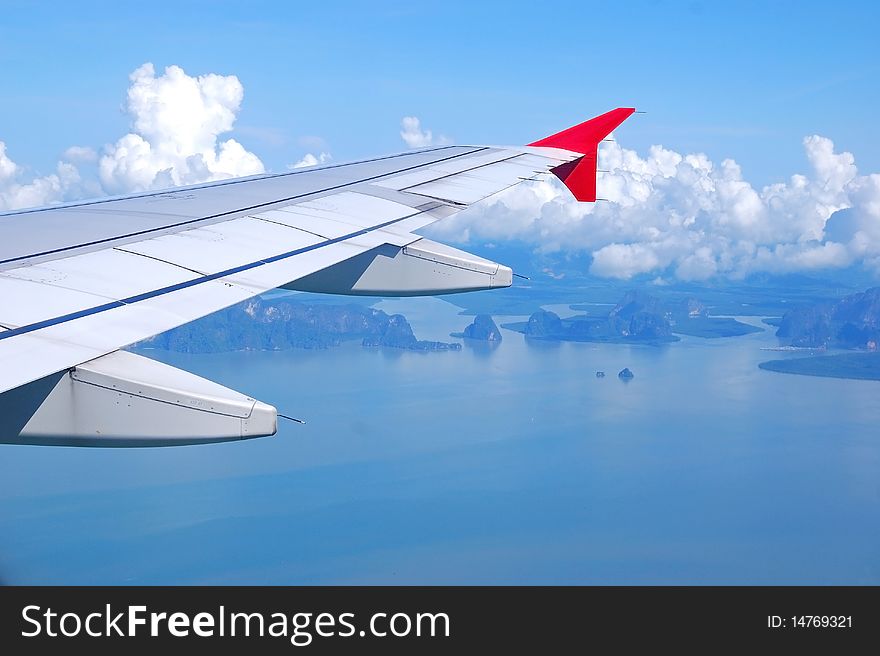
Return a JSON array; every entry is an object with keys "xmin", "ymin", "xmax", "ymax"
[{"xmin": 528, "ymin": 107, "xmax": 635, "ymax": 202}]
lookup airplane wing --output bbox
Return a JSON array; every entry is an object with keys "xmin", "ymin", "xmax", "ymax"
[{"xmin": 0, "ymin": 108, "xmax": 634, "ymax": 447}]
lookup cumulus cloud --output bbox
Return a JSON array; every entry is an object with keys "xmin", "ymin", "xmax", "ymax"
[
  {"xmin": 98, "ymin": 63, "xmax": 264, "ymax": 193},
  {"xmin": 426, "ymin": 134, "xmax": 880, "ymax": 280},
  {"xmin": 289, "ymin": 152, "xmax": 332, "ymax": 169},
  {"xmin": 1, "ymin": 63, "xmax": 265, "ymax": 211},
  {"xmin": 400, "ymin": 116, "xmax": 450, "ymax": 148},
  {"xmin": 0, "ymin": 142, "xmax": 83, "ymax": 211},
  {"xmin": 4, "ymin": 66, "xmax": 879, "ymax": 283},
  {"xmin": 2, "ymin": 63, "xmax": 265, "ymax": 210}
]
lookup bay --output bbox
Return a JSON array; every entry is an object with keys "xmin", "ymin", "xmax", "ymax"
[{"xmin": 0, "ymin": 297, "xmax": 877, "ymax": 584}]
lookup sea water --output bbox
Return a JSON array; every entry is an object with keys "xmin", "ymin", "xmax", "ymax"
[{"xmin": 0, "ymin": 297, "xmax": 878, "ymax": 584}]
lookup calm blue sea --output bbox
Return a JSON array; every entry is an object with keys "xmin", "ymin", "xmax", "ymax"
[{"xmin": 0, "ymin": 297, "xmax": 878, "ymax": 584}]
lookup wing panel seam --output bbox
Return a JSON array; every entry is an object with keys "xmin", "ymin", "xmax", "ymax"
[
  {"xmin": 397, "ymin": 152, "xmax": 527, "ymax": 192},
  {"xmin": 112, "ymin": 247, "xmax": 208, "ymax": 276},
  {"xmin": 250, "ymin": 215, "xmax": 329, "ymax": 241}
]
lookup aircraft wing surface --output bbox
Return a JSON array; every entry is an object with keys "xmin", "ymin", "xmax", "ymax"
[{"xmin": 0, "ymin": 108, "xmax": 634, "ymax": 446}]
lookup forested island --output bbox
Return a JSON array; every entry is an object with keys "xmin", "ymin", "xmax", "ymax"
[
  {"xmin": 773, "ymin": 287, "xmax": 880, "ymax": 349},
  {"xmin": 502, "ymin": 291, "xmax": 760, "ymax": 344},
  {"xmin": 134, "ymin": 296, "xmax": 460, "ymax": 353},
  {"xmin": 759, "ymin": 287, "xmax": 880, "ymax": 380},
  {"xmin": 451, "ymin": 314, "xmax": 503, "ymax": 341},
  {"xmin": 126, "ymin": 279, "xmax": 880, "ymax": 381}
]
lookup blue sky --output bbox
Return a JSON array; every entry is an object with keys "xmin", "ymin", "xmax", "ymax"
[
  {"xmin": 1, "ymin": 0, "xmax": 877, "ymax": 182},
  {"xmin": 1, "ymin": 0, "xmax": 878, "ymax": 281}
]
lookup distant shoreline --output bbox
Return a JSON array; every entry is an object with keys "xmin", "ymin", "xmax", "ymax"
[
  {"xmin": 499, "ymin": 321, "xmax": 679, "ymax": 345},
  {"xmin": 758, "ymin": 352, "xmax": 880, "ymax": 381}
]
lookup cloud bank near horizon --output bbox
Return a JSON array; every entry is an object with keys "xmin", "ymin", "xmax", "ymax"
[
  {"xmin": 0, "ymin": 142, "xmax": 83, "ymax": 210},
  {"xmin": 425, "ymin": 134, "xmax": 880, "ymax": 280},
  {"xmin": 2, "ymin": 65, "xmax": 878, "ymax": 281}
]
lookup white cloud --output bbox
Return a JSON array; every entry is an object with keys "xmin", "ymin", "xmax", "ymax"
[
  {"xmin": 0, "ymin": 142, "xmax": 18, "ymax": 183},
  {"xmin": 2, "ymin": 63, "xmax": 265, "ymax": 211},
  {"xmin": 0, "ymin": 142, "xmax": 82, "ymax": 211},
  {"xmin": 425, "ymin": 133, "xmax": 880, "ymax": 280},
  {"xmin": 98, "ymin": 63, "xmax": 264, "ymax": 194},
  {"xmin": 289, "ymin": 152, "xmax": 332, "ymax": 169},
  {"xmin": 4, "ymin": 67, "xmax": 879, "ymax": 284},
  {"xmin": 590, "ymin": 242, "xmax": 664, "ymax": 279},
  {"xmin": 400, "ymin": 116, "xmax": 450, "ymax": 148}
]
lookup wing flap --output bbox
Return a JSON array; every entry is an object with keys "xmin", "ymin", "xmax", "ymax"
[
  {"xmin": 0, "ymin": 248, "xmax": 201, "ymax": 300},
  {"xmin": 286, "ymin": 192, "xmax": 418, "ymax": 226},
  {"xmin": 118, "ymin": 217, "xmax": 324, "ymax": 275},
  {"xmin": 0, "ymin": 275, "xmax": 116, "ymax": 327}
]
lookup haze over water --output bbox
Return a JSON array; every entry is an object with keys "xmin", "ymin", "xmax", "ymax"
[{"xmin": 0, "ymin": 297, "xmax": 878, "ymax": 584}]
